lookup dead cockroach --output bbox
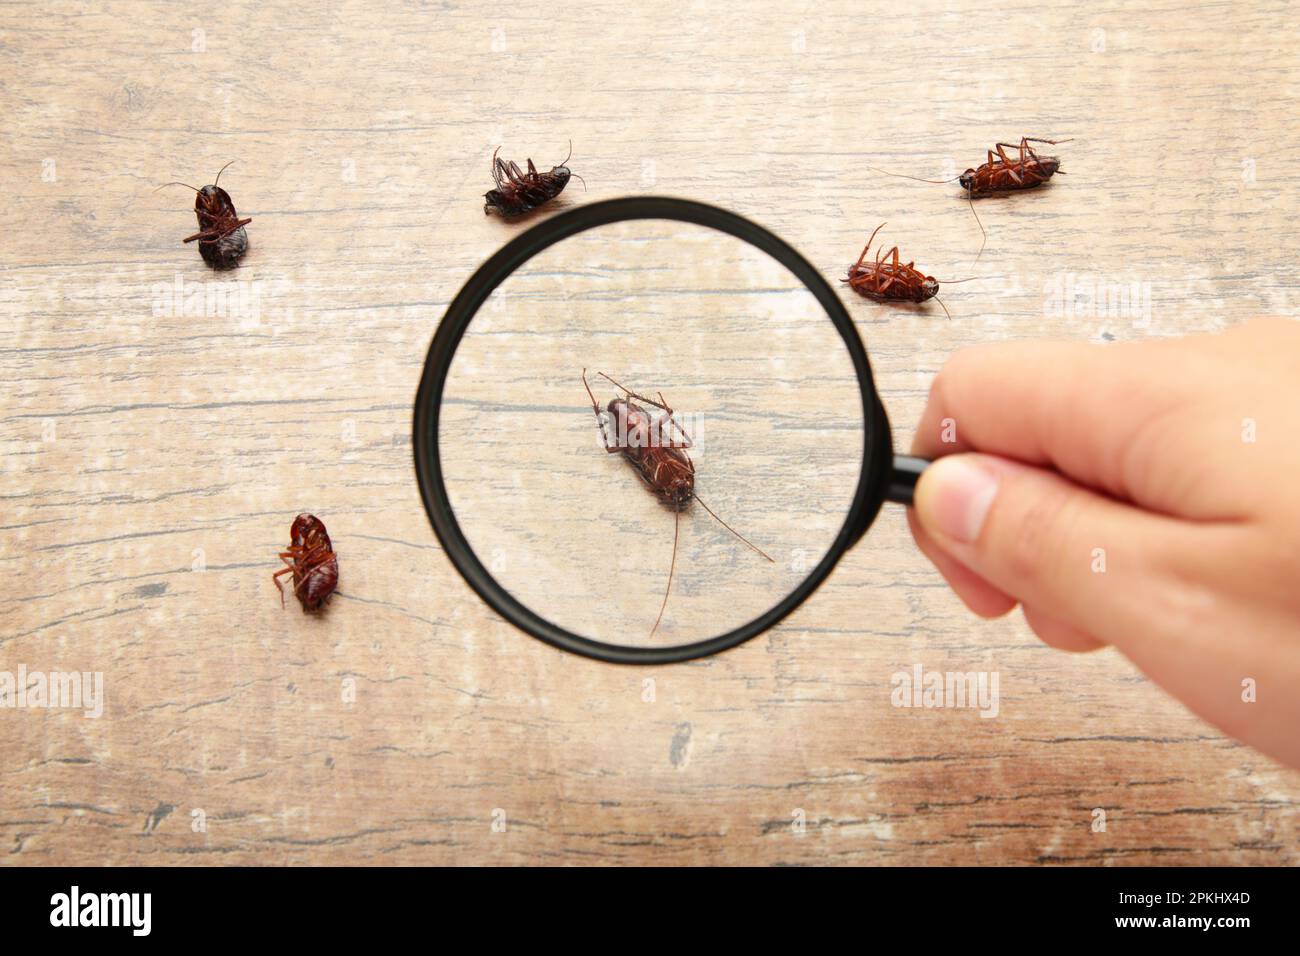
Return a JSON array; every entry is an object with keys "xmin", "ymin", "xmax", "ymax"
[
  {"xmin": 157, "ymin": 161, "xmax": 251, "ymax": 269},
  {"xmin": 843, "ymin": 223, "xmax": 973, "ymax": 320},
  {"xmin": 868, "ymin": 136, "xmax": 1070, "ymax": 258},
  {"xmin": 582, "ymin": 370, "xmax": 773, "ymax": 637},
  {"xmin": 959, "ymin": 136, "xmax": 1068, "ymax": 196},
  {"xmin": 484, "ymin": 142, "xmax": 584, "ymax": 218},
  {"xmin": 273, "ymin": 513, "xmax": 339, "ymax": 612}
]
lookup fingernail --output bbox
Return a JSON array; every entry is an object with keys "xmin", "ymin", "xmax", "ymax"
[{"xmin": 918, "ymin": 456, "xmax": 1000, "ymax": 544}]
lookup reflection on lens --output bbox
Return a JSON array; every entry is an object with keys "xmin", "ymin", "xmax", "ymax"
[{"xmin": 438, "ymin": 218, "xmax": 865, "ymax": 648}]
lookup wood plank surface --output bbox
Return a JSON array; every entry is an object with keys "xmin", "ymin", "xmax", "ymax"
[{"xmin": 2, "ymin": 0, "xmax": 1297, "ymax": 865}]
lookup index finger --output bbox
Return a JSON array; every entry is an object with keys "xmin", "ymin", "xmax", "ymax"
[{"xmin": 909, "ymin": 338, "xmax": 1236, "ymax": 519}]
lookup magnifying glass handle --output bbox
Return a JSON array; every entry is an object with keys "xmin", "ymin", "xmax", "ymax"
[{"xmin": 887, "ymin": 454, "xmax": 929, "ymax": 507}]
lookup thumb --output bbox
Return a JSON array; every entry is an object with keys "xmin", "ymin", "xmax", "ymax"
[{"xmin": 912, "ymin": 453, "xmax": 1188, "ymax": 649}]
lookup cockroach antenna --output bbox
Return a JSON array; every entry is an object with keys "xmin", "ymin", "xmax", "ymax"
[
  {"xmin": 969, "ymin": 186, "xmax": 986, "ymax": 263},
  {"xmin": 862, "ymin": 165, "xmax": 961, "ymax": 185},
  {"xmin": 650, "ymin": 509, "xmax": 680, "ymax": 638},
  {"xmin": 558, "ymin": 141, "xmax": 587, "ymax": 190},
  {"xmin": 691, "ymin": 493, "xmax": 775, "ymax": 562},
  {"xmin": 213, "ymin": 160, "xmax": 236, "ymax": 186},
  {"xmin": 933, "ymin": 274, "xmax": 986, "ymax": 319},
  {"xmin": 865, "ymin": 164, "xmax": 986, "ymax": 261}
]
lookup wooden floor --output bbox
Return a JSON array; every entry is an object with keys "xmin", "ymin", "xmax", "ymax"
[{"xmin": 2, "ymin": 0, "xmax": 1297, "ymax": 865}]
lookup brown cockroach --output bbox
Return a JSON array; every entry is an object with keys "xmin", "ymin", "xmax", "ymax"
[
  {"xmin": 869, "ymin": 137, "xmax": 1070, "ymax": 258},
  {"xmin": 843, "ymin": 223, "xmax": 972, "ymax": 320},
  {"xmin": 273, "ymin": 513, "xmax": 339, "ymax": 612},
  {"xmin": 581, "ymin": 369, "xmax": 773, "ymax": 637},
  {"xmin": 959, "ymin": 137, "xmax": 1068, "ymax": 196},
  {"xmin": 484, "ymin": 142, "xmax": 584, "ymax": 218},
  {"xmin": 157, "ymin": 161, "xmax": 251, "ymax": 269}
]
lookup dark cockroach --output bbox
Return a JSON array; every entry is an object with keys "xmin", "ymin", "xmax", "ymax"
[
  {"xmin": 582, "ymin": 369, "xmax": 773, "ymax": 637},
  {"xmin": 273, "ymin": 513, "xmax": 339, "ymax": 612},
  {"xmin": 484, "ymin": 142, "xmax": 584, "ymax": 218},
  {"xmin": 843, "ymin": 223, "xmax": 974, "ymax": 320},
  {"xmin": 868, "ymin": 137, "xmax": 1070, "ymax": 258},
  {"xmin": 157, "ymin": 161, "xmax": 251, "ymax": 269}
]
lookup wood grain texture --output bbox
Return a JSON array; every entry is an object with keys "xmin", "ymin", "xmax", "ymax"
[{"xmin": 2, "ymin": 0, "xmax": 1298, "ymax": 865}]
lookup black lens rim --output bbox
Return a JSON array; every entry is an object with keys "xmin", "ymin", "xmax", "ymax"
[{"xmin": 413, "ymin": 196, "xmax": 892, "ymax": 664}]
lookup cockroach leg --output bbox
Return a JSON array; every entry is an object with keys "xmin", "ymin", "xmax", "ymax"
[
  {"xmin": 273, "ymin": 565, "xmax": 293, "ymax": 607},
  {"xmin": 859, "ymin": 223, "xmax": 887, "ymax": 268},
  {"xmin": 582, "ymin": 368, "xmax": 622, "ymax": 453},
  {"xmin": 656, "ymin": 405, "xmax": 692, "ymax": 450},
  {"xmin": 653, "ymin": 391, "xmax": 693, "ymax": 450},
  {"xmin": 596, "ymin": 372, "xmax": 669, "ymax": 413},
  {"xmin": 996, "ymin": 140, "xmax": 1034, "ymax": 163},
  {"xmin": 596, "ymin": 372, "xmax": 689, "ymax": 449}
]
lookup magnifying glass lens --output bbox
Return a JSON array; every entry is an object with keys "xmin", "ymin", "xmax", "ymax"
[{"xmin": 438, "ymin": 217, "xmax": 867, "ymax": 649}]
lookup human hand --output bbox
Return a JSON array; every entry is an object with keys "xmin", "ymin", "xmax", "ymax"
[{"xmin": 907, "ymin": 317, "xmax": 1300, "ymax": 768}]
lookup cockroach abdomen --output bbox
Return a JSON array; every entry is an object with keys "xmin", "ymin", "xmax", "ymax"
[
  {"xmin": 300, "ymin": 556, "xmax": 339, "ymax": 612},
  {"xmin": 198, "ymin": 225, "xmax": 249, "ymax": 269}
]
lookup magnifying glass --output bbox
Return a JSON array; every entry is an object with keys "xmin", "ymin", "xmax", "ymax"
[{"xmin": 413, "ymin": 197, "xmax": 927, "ymax": 664}]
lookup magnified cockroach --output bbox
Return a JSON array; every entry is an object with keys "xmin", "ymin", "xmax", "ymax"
[
  {"xmin": 156, "ymin": 161, "xmax": 251, "ymax": 269},
  {"xmin": 582, "ymin": 370, "xmax": 773, "ymax": 637},
  {"xmin": 868, "ymin": 136, "xmax": 1070, "ymax": 258},
  {"xmin": 273, "ymin": 513, "xmax": 339, "ymax": 612},
  {"xmin": 843, "ymin": 223, "xmax": 975, "ymax": 320},
  {"xmin": 484, "ymin": 142, "xmax": 585, "ymax": 218}
]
